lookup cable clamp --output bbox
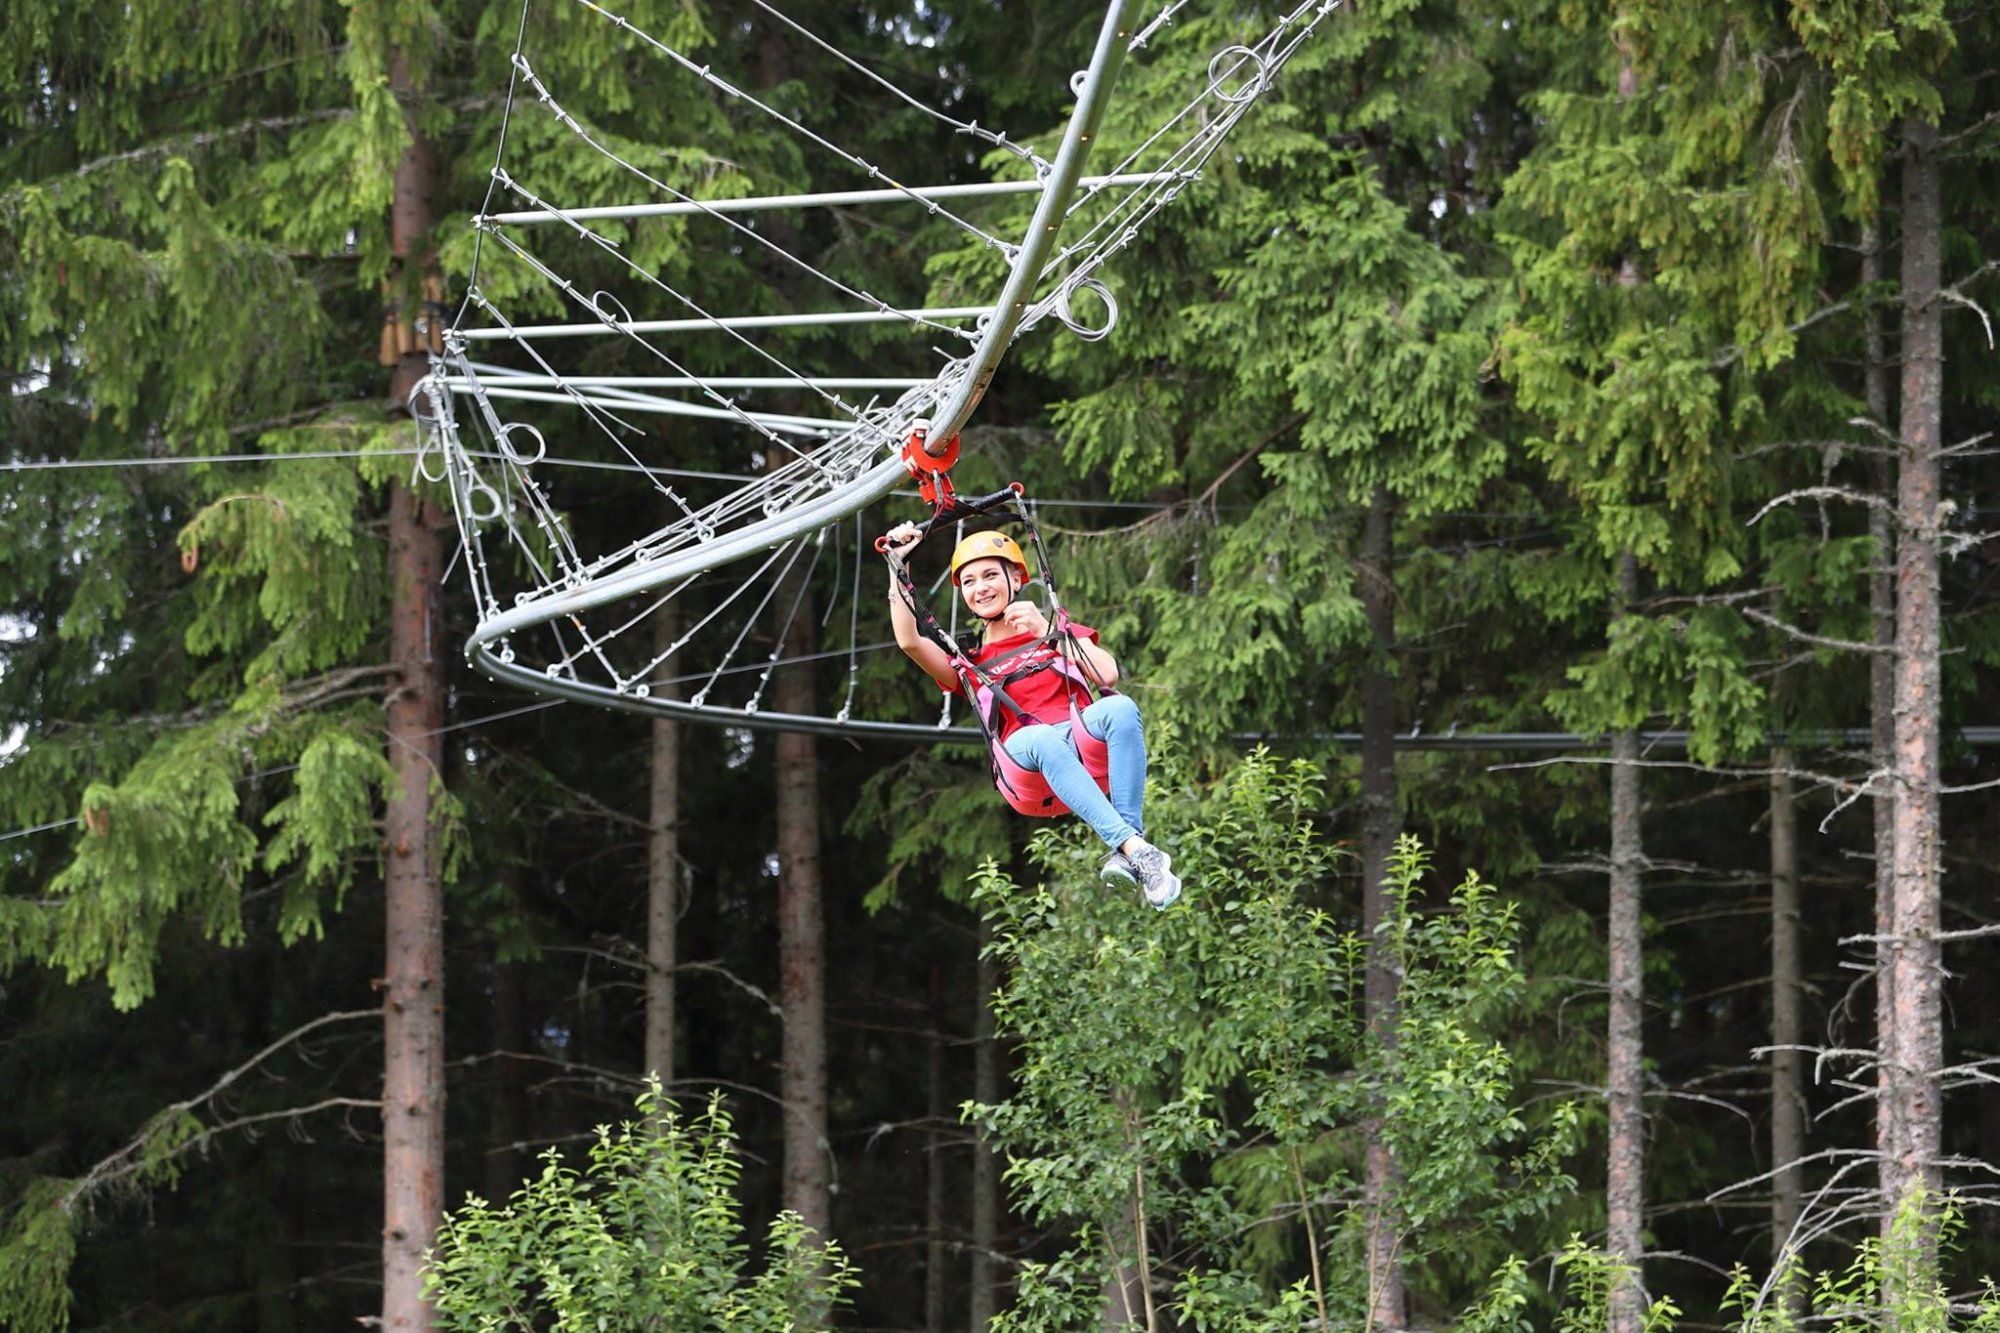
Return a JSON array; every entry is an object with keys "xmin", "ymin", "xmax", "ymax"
[{"xmin": 898, "ymin": 420, "xmax": 960, "ymax": 508}]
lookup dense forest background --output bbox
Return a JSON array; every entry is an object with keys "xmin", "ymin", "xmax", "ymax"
[{"xmin": 3, "ymin": 0, "xmax": 1998, "ymax": 1329}]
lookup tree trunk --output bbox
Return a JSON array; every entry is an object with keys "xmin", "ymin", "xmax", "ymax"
[
  {"xmin": 773, "ymin": 575, "xmax": 830, "ymax": 1237},
  {"xmin": 1863, "ymin": 216, "xmax": 1898, "ymax": 1238},
  {"xmin": 1358, "ymin": 485, "xmax": 1405, "ymax": 1330},
  {"xmin": 756, "ymin": 15, "xmax": 831, "ymax": 1243},
  {"xmin": 1884, "ymin": 114, "xmax": 1944, "ymax": 1226},
  {"xmin": 971, "ymin": 918, "xmax": 1001, "ymax": 1330},
  {"xmin": 646, "ymin": 602, "xmax": 682, "ymax": 1087},
  {"xmin": 381, "ymin": 50, "xmax": 446, "ymax": 1333},
  {"xmin": 1606, "ymin": 551, "xmax": 1647, "ymax": 1333},
  {"xmin": 485, "ymin": 956, "xmax": 530, "ymax": 1207},
  {"xmin": 926, "ymin": 965, "xmax": 948, "ymax": 1333},
  {"xmin": 1769, "ymin": 749, "xmax": 1804, "ymax": 1277}
]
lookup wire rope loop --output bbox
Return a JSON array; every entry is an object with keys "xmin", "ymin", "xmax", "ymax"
[
  {"xmin": 407, "ymin": 374, "xmax": 447, "ymax": 430},
  {"xmin": 1070, "ymin": 68, "xmax": 1089, "ymax": 97},
  {"xmin": 589, "ymin": 289, "xmax": 632, "ymax": 328},
  {"xmin": 1208, "ymin": 45, "xmax": 1270, "ymax": 104},
  {"xmin": 496, "ymin": 421, "xmax": 548, "ymax": 467},
  {"xmin": 465, "ymin": 479, "xmax": 505, "ymax": 524},
  {"xmin": 413, "ymin": 435, "xmax": 453, "ymax": 485},
  {"xmin": 1054, "ymin": 277, "xmax": 1119, "ymax": 341}
]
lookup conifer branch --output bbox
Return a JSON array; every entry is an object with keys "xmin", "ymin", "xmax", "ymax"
[
  {"xmin": 1711, "ymin": 300, "xmax": 1853, "ymax": 369},
  {"xmin": 27, "ymin": 110, "xmax": 354, "ymax": 193},
  {"xmin": 1043, "ymin": 411, "xmax": 1308, "ymax": 537},
  {"xmin": 1938, "ymin": 108, "xmax": 2000, "ymax": 149},
  {"xmin": 43, "ymin": 664, "xmax": 396, "ymax": 736}
]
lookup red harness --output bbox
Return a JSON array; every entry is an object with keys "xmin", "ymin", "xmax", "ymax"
[
  {"xmin": 878, "ymin": 466, "xmax": 1115, "ymax": 819},
  {"xmin": 959, "ymin": 614, "xmax": 1113, "ymax": 819}
]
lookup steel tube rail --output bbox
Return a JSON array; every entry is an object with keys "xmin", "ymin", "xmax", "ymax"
[
  {"xmin": 445, "ymin": 374, "xmax": 925, "ymax": 390},
  {"xmin": 452, "ymin": 384, "xmax": 840, "ymax": 433},
  {"xmin": 458, "ymin": 305, "xmax": 994, "ymax": 341},
  {"xmin": 481, "ymin": 171, "xmax": 1188, "ymax": 225},
  {"xmin": 923, "ymin": 0, "xmax": 1149, "ymax": 454}
]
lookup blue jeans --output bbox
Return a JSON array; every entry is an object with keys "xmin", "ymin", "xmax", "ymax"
[{"xmin": 1003, "ymin": 694, "xmax": 1146, "ymax": 850}]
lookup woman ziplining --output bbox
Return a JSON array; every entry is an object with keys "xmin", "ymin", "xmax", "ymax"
[{"xmin": 877, "ymin": 434, "xmax": 1181, "ymax": 909}]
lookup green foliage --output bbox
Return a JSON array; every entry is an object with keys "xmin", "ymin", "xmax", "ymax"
[
  {"xmin": 423, "ymin": 1082, "xmax": 859, "ymax": 1331},
  {"xmin": 1784, "ymin": 0, "xmax": 1953, "ymax": 216},
  {"xmin": 1726, "ymin": 1191, "xmax": 2000, "ymax": 1333},
  {"xmin": 1550, "ymin": 1238, "xmax": 1682, "ymax": 1332},
  {"xmin": 845, "ymin": 746, "xmax": 1012, "ymax": 911},
  {"xmin": 0, "ymin": 1178, "xmax": 79, "ymax": 1333},
  {"xmin": 967, "ymin": 751, "xmax": 1574, "ymax": 1328}
]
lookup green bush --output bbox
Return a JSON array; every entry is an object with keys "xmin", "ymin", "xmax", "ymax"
[
  {"xmin": 422, "ymin": 1082, "xmax": 857, "ymax": 1331},
  {"xmin": 966, "ymin": 750, "xmax": 1574, "ymax": 1329}
]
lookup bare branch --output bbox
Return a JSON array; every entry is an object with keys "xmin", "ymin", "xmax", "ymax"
[
  {"xmin": 1936, "ymin": 287, "xmax": 1995, "ymax": 348},
  {"xmin": 1939, "ymin": 107, "xmax": 2000, "ymax": 149},
  {"xmin": 1747, "ymin": 485, "xmax": 1893, "ymax": 527},
  {"xmin": 60, "ymin": 1008, "xmax": 380, "ymax": 1213},
  {"xmin": 1492, "ymin": 752, "xmax": 1869, "ymax": 796},
  {"xmin": 1736, "ymin": 438, "xmax": 1895, "ymax": 461},
  {"xmin": 1741, "ymin": 606, "xmax": 1889, "ymax": 657}
]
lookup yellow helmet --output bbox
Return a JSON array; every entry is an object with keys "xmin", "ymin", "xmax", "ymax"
[{"xmin": 948, "ymin": 530, "xmax": 1029, "ymax": 586}]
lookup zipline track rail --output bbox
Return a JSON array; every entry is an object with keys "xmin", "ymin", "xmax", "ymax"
[{"xmin": 423, "ymin": 0, "xmax": 1344, "ymax": 739}]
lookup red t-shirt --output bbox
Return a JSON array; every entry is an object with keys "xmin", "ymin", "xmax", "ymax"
[{"xmin": 945, "ymin": 624, "xmax": 1100, "ymax": 741}]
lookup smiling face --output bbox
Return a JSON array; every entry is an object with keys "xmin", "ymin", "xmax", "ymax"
[{"xmin": 956, "ymin": 557, "xmax": 1018, "ymax": 621}]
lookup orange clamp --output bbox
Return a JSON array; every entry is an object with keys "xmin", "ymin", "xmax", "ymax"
[{"xmin": 900, "ymin": 424, "xmax": 961, "ymax": 507}]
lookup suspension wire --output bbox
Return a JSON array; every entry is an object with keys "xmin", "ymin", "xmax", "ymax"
[
  {"xmin": 745, "ymin": 527, "xmax": 828, "ymax": 713},
  {"xmin": 1127, "ymin": 0, "xmax": 1192, "ymax": 51},
  {"xmin": 835, "ymin": 513, "xmax": 864, "ymax": 723},
  {"xmin": 501, "ymin": 55, "xmax": 981, "ymax": 343},
  {"xmin": 469, "ymin": 225, "xmax": 861, "ymax": 457},
  {"xmin": 1031, "ymin": 0, "xmax": 1341, "ymax": 310},
  {"xmin": 561, "ymin": 0, "xmax": 1018, "ymax": 254},
  {"xmin": 469, "ymin": 265, "xmax": 830, "ymax": 477},
  {"xmin": 695, "ymin": 536, "xmax": 815, "ymax": 709},
  {"xmin": 2, "ymin": 446, "xmax": 797, "ymax": 485},
  {"xmin": 455, "ymin": 0, "xmax": 537, "ymax": 329},
  {"xmin": 743, "ymin": 0, "xmax": 1046, "ymax": 173},
  {"xmin": 632, "ymin": 544, "xmax": 796, "ymax": 686},
  {"xmin": 455, "ymin": 350, "xmax": 596, "ymax": 578}
]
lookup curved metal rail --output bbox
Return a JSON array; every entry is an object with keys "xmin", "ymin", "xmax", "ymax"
[{"xmin": 456, "ymin": 0, "xmax": 1148, "ymax": 718}]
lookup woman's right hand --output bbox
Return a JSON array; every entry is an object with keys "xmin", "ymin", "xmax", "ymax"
[{"xmin": 881, "ymin": 521, "xmax": 923, "ymax": 562}]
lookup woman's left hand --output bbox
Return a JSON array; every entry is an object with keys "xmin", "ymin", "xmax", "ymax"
[{"xmin": 1002, "ymin": 600, "xmax": 1049, "ymax": 638}]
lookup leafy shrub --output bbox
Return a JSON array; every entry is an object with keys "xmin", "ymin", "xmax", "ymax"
[{"xmin": 423, "ymin": 1081, "xmax": 857, "ymax": 1331}]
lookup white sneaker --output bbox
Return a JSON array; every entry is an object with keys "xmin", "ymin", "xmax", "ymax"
[
  {"xmin": 1100, "ymin": 851, "xmax": 1137, "ymax": 888},
  {"xmin": 1127, "ymin": 842, "xmax": 1181, "ymax": 910}
]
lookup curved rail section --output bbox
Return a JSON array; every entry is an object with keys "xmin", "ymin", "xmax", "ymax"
[{"xmin": 444, "ymin": 0, "xmax": 1146, "ymax": 736}]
